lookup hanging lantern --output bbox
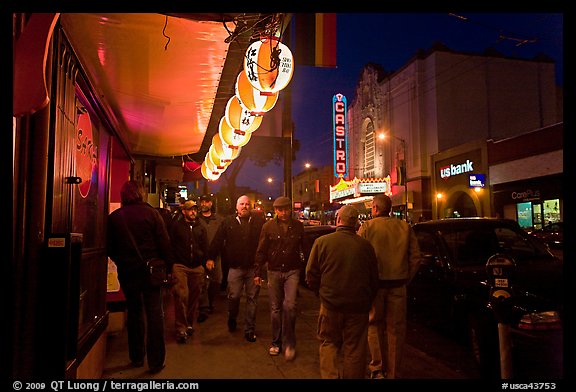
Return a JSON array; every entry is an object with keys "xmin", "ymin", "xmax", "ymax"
[
  {"xmin": 219, "ymin": 116, "xmax": 251, "ymax": 147},
  {"xmin": 201, "ymin": 160, "xmax": 221, "ymax": 181},
  {"xmin": 212, "ymin": 133, "xmax": 241, "ymax": 161},
  {"xmin": 224, "ymin": 96, "xmax": 262, "ymax": 134},
  {"xmin": 243, "ymin": 36, "xmax": 294, "ymax": 95},
  {"xmin": 235, "ymin": 69, "xmax": 278, "ymax": 116},
  {"xmin": 204, "ymin": 152, "xmax": 225, "ymax": 176},
  {"xmin": 208, "ymin": 144, "xmax": 232, "ymax": 170}
]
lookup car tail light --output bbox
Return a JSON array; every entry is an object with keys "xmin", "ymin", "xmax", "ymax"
[{"xmin": 518, "ymin": 310, "xmax": 562, "ymax": 330}]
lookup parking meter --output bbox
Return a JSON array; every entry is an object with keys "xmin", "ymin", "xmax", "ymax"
[
  {"xmin": 486, "ymin": 254, "xmax": 516, "ymax": 379},
  {"xmin": 486, "ymin": 253, "xmax": 516, "ymax": 304}
]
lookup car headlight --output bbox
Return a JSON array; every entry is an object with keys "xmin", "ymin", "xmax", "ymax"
[{"xmin": 518, "ymin": 310, "xmax": 562, "ymax": 330}]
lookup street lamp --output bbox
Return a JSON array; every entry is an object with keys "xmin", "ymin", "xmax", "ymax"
[{"xmin": 380, "ymin": 133, "xmax": 408, "ymax": 222}]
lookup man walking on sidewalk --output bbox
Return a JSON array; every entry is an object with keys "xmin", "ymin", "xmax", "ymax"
[
  {"xmin": 306, "ymin": 205, "xmax": 379, "ymax": 378},
  {"xmin": 254, "ymin": 196, "xmax": 305, "ymax": 361},
  {"xmin": 358, "ymin": 194, "xmax": 422, "ymax": 379},
  {"xmin": 207, "ymin": 195, "xmax": 265, "ymax": 343}
]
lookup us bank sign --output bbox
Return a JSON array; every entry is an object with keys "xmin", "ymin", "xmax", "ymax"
[{"xmin": 440, "ymin": 159, "xmax": 474, "ymax": 179}]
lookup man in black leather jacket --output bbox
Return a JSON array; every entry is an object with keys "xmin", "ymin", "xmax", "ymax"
[
  {"xmin": 207, "ymin": 195, "xmax": 264, "ymax": 343},
  {"xmin": 168, "ymin": 200, "xmax": 208, "ymax": 343}
]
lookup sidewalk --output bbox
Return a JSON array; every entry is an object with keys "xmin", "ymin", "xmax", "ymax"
[{"xmin": 102, "ymin": 283, "xmax": 468, "ymax": 380}]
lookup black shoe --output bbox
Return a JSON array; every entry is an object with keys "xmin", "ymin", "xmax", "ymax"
[
  {"xmin": 186, "ymin": 326, "xmax": 194, "ymax": 336},
  {"xmin": 148, "ymin": 364, "xmax": 165, "ymax": 375},
  {"xmin": 176, "ymin": 334, "xmax": 187, "ymax": 344},
  {"xmin": 131, "ymin": 360, "xmax": 144, "ymax": 368},
  {"xmin": 244, "ymin": 331, "xmax": 257, "ymax": 342},
  {"xmin": 227, "ymin": 318, "xmax": 237, "ymax": 332},
  {"xmin": 197, "ymin": 313, "xmax": 208, "ymax": 323}
]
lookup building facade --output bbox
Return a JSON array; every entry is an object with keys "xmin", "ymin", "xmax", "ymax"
[{"xmin": 347, "ymin": 43, "xmax": 562, "ymax": 224}]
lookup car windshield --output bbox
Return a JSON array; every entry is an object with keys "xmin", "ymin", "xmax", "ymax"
[{"xmin": 439, "ymin": 225, "xmax": 553, "ymax": 266}]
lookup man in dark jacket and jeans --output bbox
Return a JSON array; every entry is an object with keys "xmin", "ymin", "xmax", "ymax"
[
  {"xmin": 107, "ymin": 180, "xmax": 173, "ymax": 375},
  {"xmin": 168, "ymin": 200, "xmax": 208, "ymax": 343},
  {"xmin": 255, "ymin": 196, "xmax": 305, "ymax": 360},
  {"xmin": 207, "ymin": 195, "xmax": 265, "ymax": 342}
]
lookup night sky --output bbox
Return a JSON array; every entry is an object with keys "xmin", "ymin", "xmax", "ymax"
[{"xmin": 232, "ymin": 13, "xmax": 564, "ymax": 198}]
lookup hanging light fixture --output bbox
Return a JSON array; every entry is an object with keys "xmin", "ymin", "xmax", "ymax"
[
  {"xmin": 204, "ymin": 152, "xmax": 224, "ymax": 175},
  {"xmin": 219, "ymin": 116, "xmax": 251, "ymax": 147},
  {"xmin": 212, "ymin": 133, "xmax": 241, "ymax": 161},
  {"xmin": 208, "ymin": 144, "xmax": 232, "ymax": 170},
  {"xmin": 224, "ymin": 96, "xmax": 263, "ymax": 135},
  {"xmin": 244, "ymin": 36, "xmax": 294, "ymax": 95},
  {"xmin": 235, "ymin": 69, "xmax": 279, "ymax": 116},
  {"xmin": 201, "ymin": 160, "xmax": 221, "ymax": 181}
]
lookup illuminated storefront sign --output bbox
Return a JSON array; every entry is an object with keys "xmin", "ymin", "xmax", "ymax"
[
  {"xmin": 330, "ymin": 176, "xmax": 391, "ymax": 202},
  {"xmin": 469, "ymin": 174, "xmax": 485, "ymax": 188},
  {"xmin": 440, "ymin": 159, "xmax": 474, "ymax": 179},
  {"xmin": 333, "ymin": 93, "xmax": 348, "ymax": 178},
  {"xmin": 359, "ymin": 181, "xmax": 389, "ymax": 193}
]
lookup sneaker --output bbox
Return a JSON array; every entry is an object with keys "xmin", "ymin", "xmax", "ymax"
[
  {"xmin": 186, "ymin": 326, "xmax": 194, "ymax": 336},
  {"xmin": 284, "ymin": 346, "xmax": 296, "ymax": 361},
  {"xmin": 268, "ymin": 345, "xmax": 280, "ymax": 356},
  {"xmin": 370, "ymin": 370, "xmax": 385, "ymax": 379},
  {"xmin": 227, "ymin": 318, "xmax": 237, "ymax": 332}
]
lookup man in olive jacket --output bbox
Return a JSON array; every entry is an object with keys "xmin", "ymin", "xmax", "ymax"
[{"xmin": 306, "ymin": 205, "xmax": 379, "ymax": 379}]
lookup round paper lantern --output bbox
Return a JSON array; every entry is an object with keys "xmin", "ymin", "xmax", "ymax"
[
  {"xmin": 201, "ymin": 160, "xmax": 221, "ymax": 181},
  {"xmin": 208, "ymin": 144, "xmax": 232, "ymax": 170},
  {"xmin": 219, "ymin": 116, "xmax": 251, "ymax": 147},
  {"xmin": 235, "ymin": 69, "xmax": 278, "ymax": 116},
  {"xmin": 212, "ymin": 133, "xmax": 241, "ymax": 161},
  {"xmin": 205, "ymin": 152, "xmax": 226, "ymax": 174},
  {"xmin": 244, "ymin": 36, "xmax": 294, "ymax": 95},
  {"xmin": 224, "ymin": 96, "xmax": 262, "ymax": 134}
]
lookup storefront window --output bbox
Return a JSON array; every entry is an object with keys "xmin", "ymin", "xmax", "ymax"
[
  {"xmin": 543, "ymin": 199, "xmax": 561, "ymax": 224},
  {"xmin": 517, "ymin": 202, "xmax": 533, "ymax": 228}
]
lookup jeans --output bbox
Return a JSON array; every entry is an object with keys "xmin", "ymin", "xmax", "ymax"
[
  {"xmin": 227, "ymin": 267, "xmax": 260, "ymax": 334},
  {"xmin": 267, "ymin": 269, "xmax": 299, "ymax": 349},
  {"xmin": 122, "ymin": 283, "xmax": 165, "ymax": 369}
]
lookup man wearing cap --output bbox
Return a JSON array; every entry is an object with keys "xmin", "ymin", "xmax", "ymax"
[
  {"xmin": 168, "ymin": 200, "xmax": 208, "ymax": 343},
  {"xmin": 197, "ymin": 194, "xmax": 224, "ymax": 321},
  {"xmin": 254, "ymin": 196, "xmax": 305, "ymax": 361},
  {"xmin": 305, "ymin": 204, "xmax": 379, "ymax": 378}
]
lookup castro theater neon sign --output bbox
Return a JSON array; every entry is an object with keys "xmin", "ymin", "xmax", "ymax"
[{"xmin": 333, "ymin": 93, "xmax": 348, "ymax": 178}]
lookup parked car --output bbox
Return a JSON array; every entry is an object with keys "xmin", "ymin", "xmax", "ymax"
[
  {"xmin": 409, "ymin": 217, "xmax": 563, "ymax": 378},
  {"xmin": 300, "ymin": 225, "xmax": 337, "ymax": 287},
  {"xmin": 526, "ymin": 221, "xmax": 563, "ymax": 250}
]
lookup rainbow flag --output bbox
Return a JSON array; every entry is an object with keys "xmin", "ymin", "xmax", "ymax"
[{"xmin": 292, "ymin": 13, "xmax": 337, "ymax": 68}]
